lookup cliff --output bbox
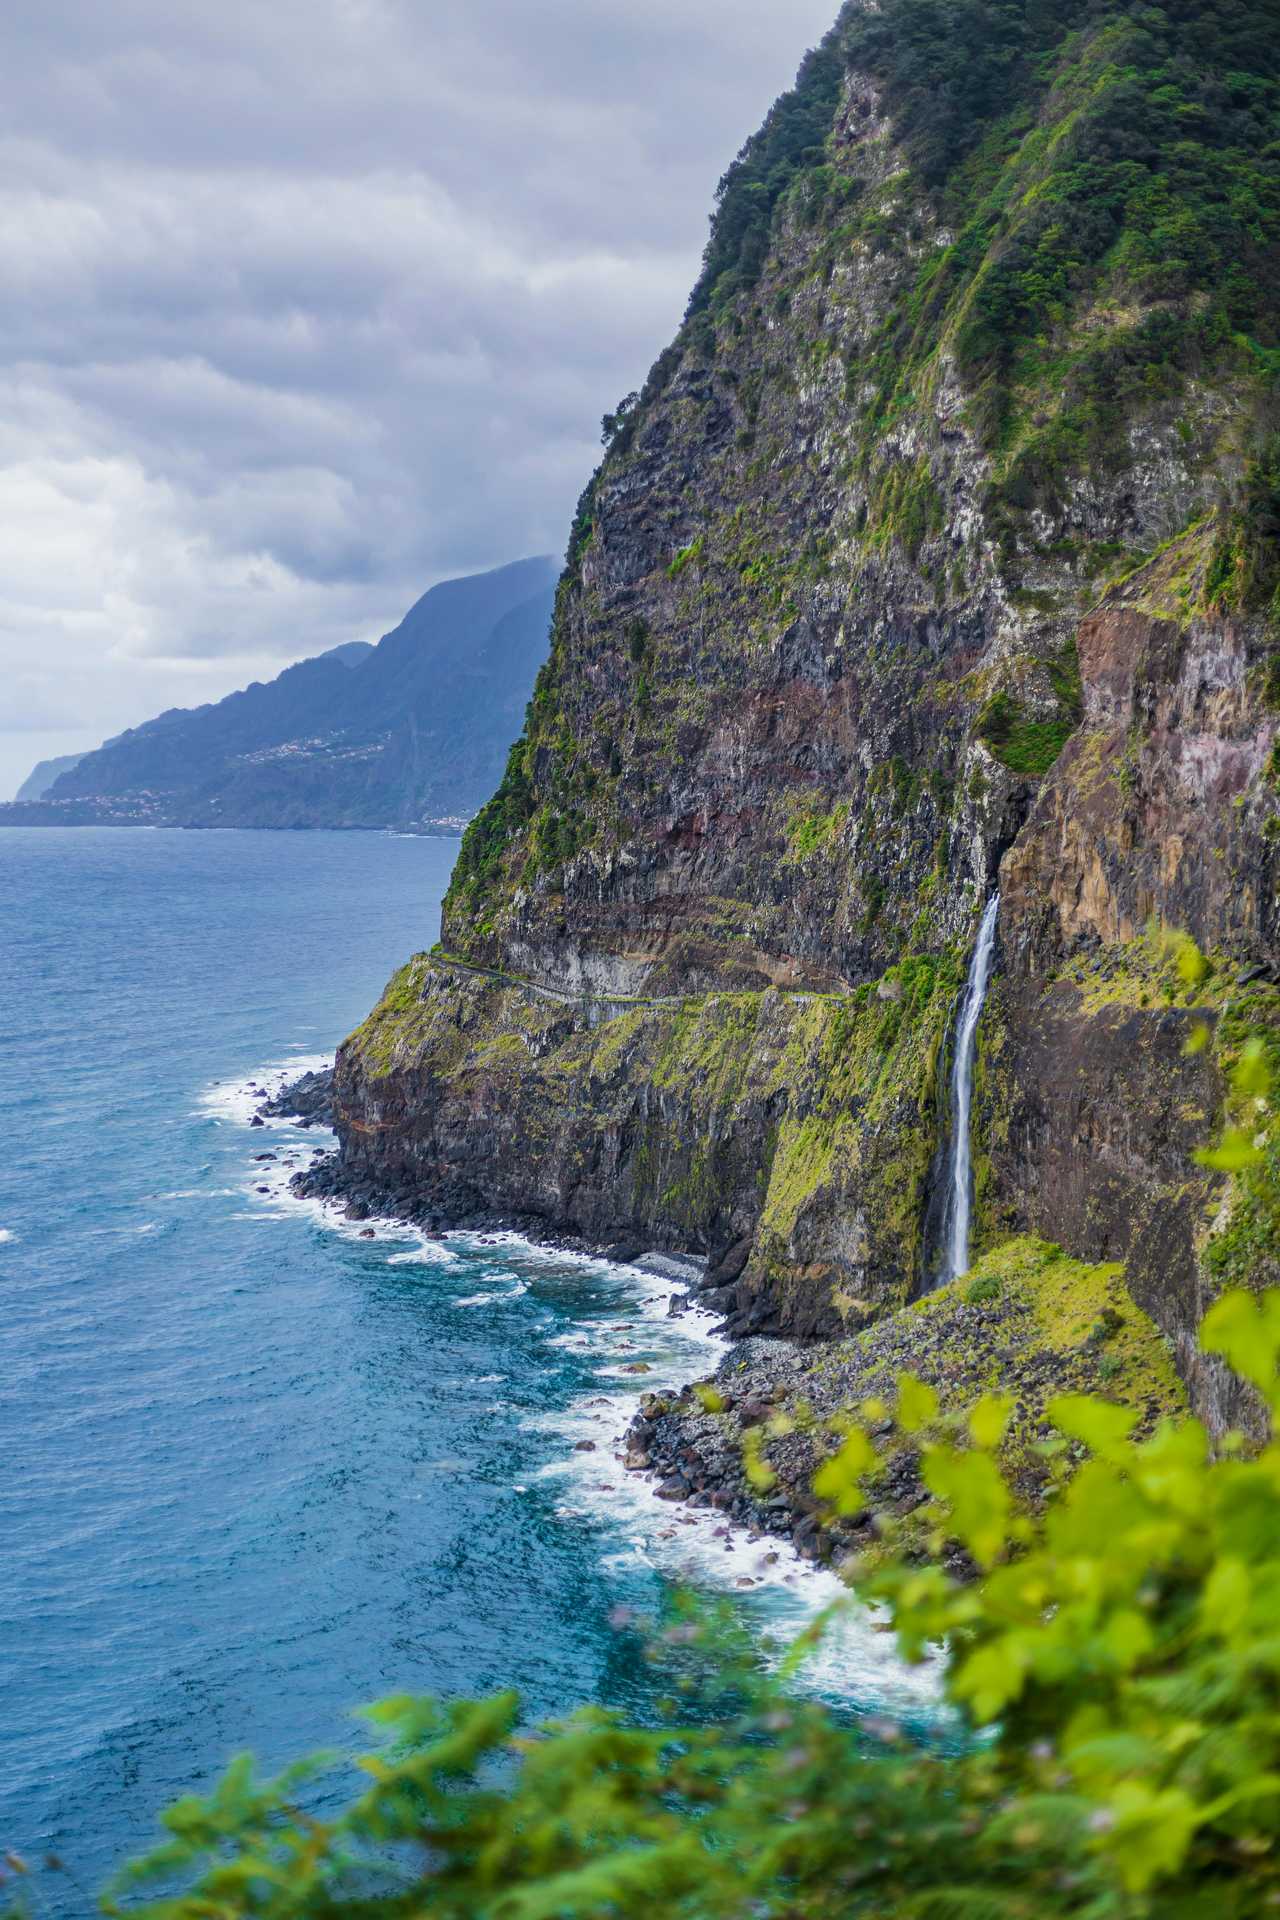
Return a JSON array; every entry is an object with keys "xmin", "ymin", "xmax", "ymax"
[
  {"xmin": 321, "ymin": 0, "xmax": 1280, "ymax": 1433},
  {"xmin": 14, "ymin": 753, "xmax": 85, "ymax": 802},
  {"xmin": 1, "ymin": 558, "xmax": 557, "ymax": 831}
]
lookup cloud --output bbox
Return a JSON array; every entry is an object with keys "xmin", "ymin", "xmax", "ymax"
[{"xmin": 0, "ymin": 0, "xmax": 838, "ymax": 796}]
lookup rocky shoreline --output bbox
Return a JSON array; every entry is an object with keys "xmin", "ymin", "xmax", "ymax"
[
  {"xmin": 272, "ymin": 1065, "xmax": 758, "ymax": 1300},
  {"xmin": 623, "ymin": 1337, "xmax": 863, "ymax": 1569},
  {"xmin": 261, "ymin": 1072, "xmax": 1187, "ymax": 1574},
  {"xmin": 256, "ymin": 1066, "xmax": 842, "ymax": 1543},
  {"xmin": 625, "ymin": 1235, "xmax": 1189, "ymax": 1573},
  {"xmin": 256, "ymin": 1066, "xmax": 337, "ymax": 1128}
]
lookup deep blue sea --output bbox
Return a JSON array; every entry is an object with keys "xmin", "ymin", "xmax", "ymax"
[{"xmin": 0, "ymin": 827, "xmax": 934, "ymax": 1906}]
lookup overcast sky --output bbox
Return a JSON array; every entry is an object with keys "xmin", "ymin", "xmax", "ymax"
[{"xmin": 0, "ymin": 0, "xmax": 837, "ymax": 797}]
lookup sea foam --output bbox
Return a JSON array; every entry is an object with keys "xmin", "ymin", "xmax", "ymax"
[{"xmin": 201, "ymin": 1057, "xmax": 943, "ymax": 1711}]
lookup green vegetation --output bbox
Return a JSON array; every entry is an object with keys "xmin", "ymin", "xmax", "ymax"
[
  {"xmin": 848, "ymin": 0, "xmax": 1280, "ymax": 502},
  {"xmin": 1206, "ymin": 434, "xmax": 1280, "ymax": 626},
  {"xmin": 975, "ymin": 690, "xmax": 1075, "ymax": 778},
  {"xmin": 1063, "ymin": 918, "xmax": 1218, "ymax": 1019},
  {"xmin": 446, "ymin": 0, "xmax": 1280, "ymax": 931},
  {"xmin": 1200, "ymin": 985, "xmax": 1280, "ymax": 1295},
  {"xmin": 958, "ymin": 1236, "xmax": 1183, "ymax": 1415},
  {"xmin": 60, "ymin": 0, "xmax": 1280, "ymax": 1887},
  {"xmin": 564, "ymin": 471, "xmax": 599, "ymax": 572},
  {"xmin": 600, "ymin": 390, "xmax": 639, "ymax": 449},
  {"xmin": 740, "ymin": 1234, "xmax": 1185, "ymax": 1567},
  {"xmin": 14, "ymin": 976, "xmax": 1280, "ymax": 1918},
  {"xmin": 344, "ymin": 956, "xmax": 437, "ymax": 1074},
  {"xmin": 686, "ymin": 7, "xmax": 857, "ymax": 317},
  {"xmin": 448, "ymin": 647, "xmax": 605, "ymax": 912},
  {"xmin": 346, "ymin": 955, "xmax": 961, "ymax": 1320},
  {"xmin": 784, "ymin": 798, "xmax": 849, "ymax": 861},
  {"xmin": 679, "ymin": 1, "xmax": 1280, "ymax": 559},
  {"xmin": 667, "ymin": 535, "xmax": 705, "ymax": 579},
  {"xmin": 44, "ymin": 1282, "xmax": 1280, "ymax": 1919},
  {"xmin": 450, "ymin": 734, "xmax": 537, "ymax": 907},
  {"xmin": 864, "ymin": 457, "xmax": 945, "ymax": 560},
  {"xmin": 753, "ymin": 952, "xmax": 962, "ymax": 1304},
  {"xmin": 975, "ymin": 637, "xmax": 1084, "ymax": 778}
]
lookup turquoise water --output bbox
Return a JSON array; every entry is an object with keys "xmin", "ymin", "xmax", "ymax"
[{"xmin": 0, "ymin": 827, "xmax": 933, "ymax": 1904}]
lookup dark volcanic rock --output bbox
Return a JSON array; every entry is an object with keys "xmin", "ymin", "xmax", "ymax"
[
  {"xmin": 627, "ymin": 1240, "xmax": 1186, "ymax": 1563},
  {"xmin": 261, "ymin": 1068, "xmax": 336, "ymax": 1128}
]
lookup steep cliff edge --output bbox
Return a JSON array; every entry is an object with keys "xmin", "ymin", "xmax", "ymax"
[{"xmin": 322, "ymin": 0, "xmax": 1280, "ymax": 1424}]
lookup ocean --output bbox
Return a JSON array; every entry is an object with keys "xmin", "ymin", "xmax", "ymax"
[{"xmin": 0, "ymin": 827, "xmax": 934, "ymax": 1904}]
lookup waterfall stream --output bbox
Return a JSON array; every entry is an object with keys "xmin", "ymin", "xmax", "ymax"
[{"xmin": 939, "ymin": 893, "xmax": 1000, "ymax": 1286}]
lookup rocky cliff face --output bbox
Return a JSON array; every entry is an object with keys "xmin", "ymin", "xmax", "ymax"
[{"xmin": 323, "ymin": 0, "xmax": 1280, "ymax": 1430}]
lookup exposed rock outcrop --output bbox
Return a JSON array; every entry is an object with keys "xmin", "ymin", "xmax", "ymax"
[
  {"xmin": 258, "ymin": 1068, "xmax": 335, "ymax": 1129},
  {"xmin": 624, "ymin": 1238, "xmax": 1188, "ymax": 1562}
]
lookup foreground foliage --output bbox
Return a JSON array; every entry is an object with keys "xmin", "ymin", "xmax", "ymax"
[{"xmin": 5, "ymin": 1273, "xmax": 1277, "ymax": 1916}]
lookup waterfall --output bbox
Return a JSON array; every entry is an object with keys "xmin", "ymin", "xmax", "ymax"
[{"xmin": 939, "ymin": 893, "xmax": 1000, "ymax": 1286}]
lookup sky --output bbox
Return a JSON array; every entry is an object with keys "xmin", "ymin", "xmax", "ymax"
[{"xmin": 0, "ymin": 0, "xmax": 838, "ymax": 798}]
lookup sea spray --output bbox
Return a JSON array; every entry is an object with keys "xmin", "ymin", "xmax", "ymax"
[{"xmin": 939, "ymin": 894, "xmax": 1000, "ymax": 1286}]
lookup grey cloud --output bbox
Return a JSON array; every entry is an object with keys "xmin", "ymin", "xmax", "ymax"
[{"xmin": 0, "ymin": 0, "xmax": 837, "ymax": 796}]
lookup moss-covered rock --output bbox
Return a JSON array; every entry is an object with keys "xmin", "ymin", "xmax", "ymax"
[
  {"xmin": 332, "ymin": 951, "xmax": 961, "ymax": 1334},
  {"xmin": 629, "ymin": 1237, "xmax": 1187, "ymax": 1568}
]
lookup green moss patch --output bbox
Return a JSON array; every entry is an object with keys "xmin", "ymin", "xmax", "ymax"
[
  {"xmin": 975, "ymin": 693, "xmax": 1074, "ymax": 778},
  {"xmin": 975, "ymin": 640, "xmax": 1082, "ymax": 778},
  {"xmin": 751, "ymin": 954, "xmax": 962, "ymax": 1315},
  {"xmin": 954, "ymin": 1236, "xmax": 1184, "ymax": 1418},
  {"xmin": 344, "ymin": 956, "xmax": 438, "ymax": 1076},
  {"xmin": 651, "ymin": 1235, "xmax": 1187, "ymax": 1576},
  {"xmin": 783, "ymin": 798, "xmax": 849, "ymax": 862}
]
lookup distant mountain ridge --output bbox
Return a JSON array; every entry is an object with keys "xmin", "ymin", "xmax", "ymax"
[
  {"xmin": 16, "ymin": 753, "xmax": 86, "ymax": 802},
  {"xmin": 3, "ymin": 557, "xmax": 558, "ymax": 830}
]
